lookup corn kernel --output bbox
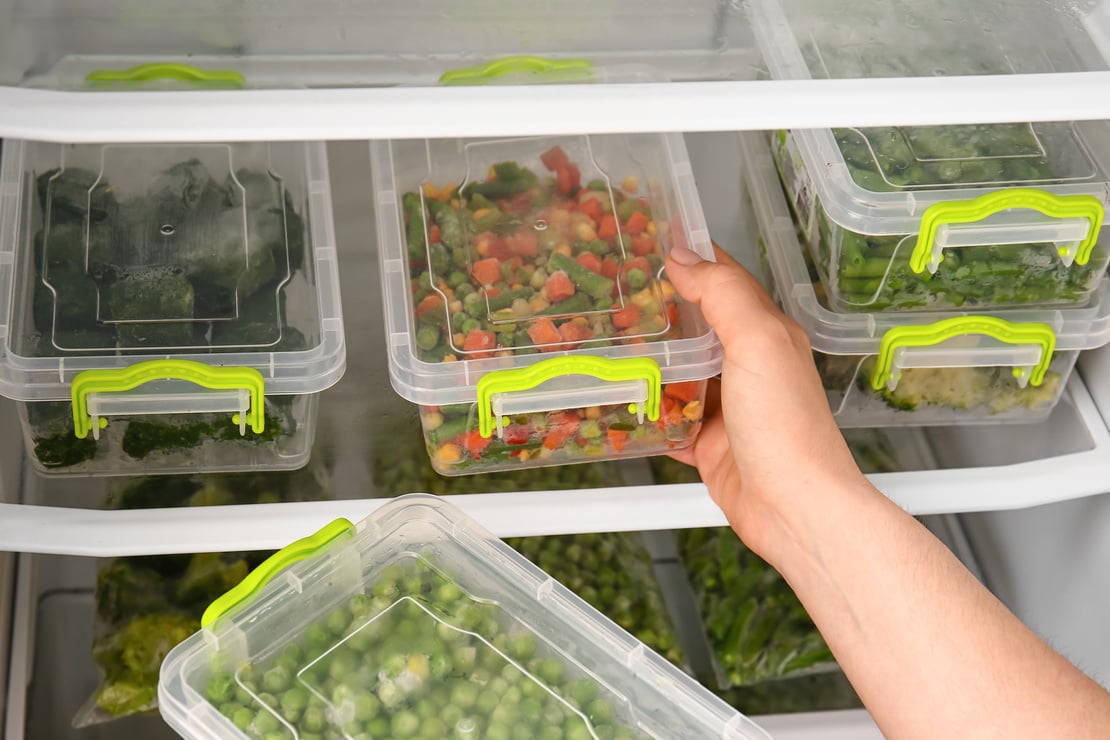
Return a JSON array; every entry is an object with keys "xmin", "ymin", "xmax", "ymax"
[
  {"xmin": 517, "ymin": 449, "xmax": 532, "ymax": 463},
  {"xmin": 585, "ymin": 406, "xmax": 602, "ymax": 420},
  {"xmin": 423, "ymin": 412, "xmax": 444, "ymax": 431},
  {"xmin": 442, "ymin": 354, "xmax": 457, "ymax": 362},
  {"xmin": 473, "ymin": 208, "xmax": 491, "ymax": 220},
  {"xmin": 450, "ymin": 199, "xmax": 459, "ymax": 209},
  {"xmin": 574, "ymin": 222, "xmax": 598, "ymax": 242},
  {"xmin": 646, "ymin": 221, "xmax": 656, "ymax": 237},
  {"xmin": 529, "ymin": 295, "xmax": 551, "ymax": 313},
  {"xmin": 553, "ymin": 244, "xmax": 572, "ymax": 257},
  {"xmin": 488, "ymin": 166, "xmax": 497, "ymax": 179},
  {"xmin": 571, "ymin": 316, "xmax": 589, "ymax": 327},
  {"xmin": 659, "ymin": 279, "xmax": 676, "ymax": 301},
  {"xmin": 621, "ymin": 175, "xmax": 639, "ymax": 192},
  {"xmin": 449, "ymin": 300, "xmax": 462, "ymax": 314},
  {"xmin": 422, "ymin": 182, "xmax": 441, "ymax": 200},
  {"xmin": 683, "ymin": 400, "xmax": 703, "ymax": 422},
  {"xmin": 436, "ymin": 444, "xmax": 462, "ymax": 465},
  {"xmin": 408, "ymin": 654, "xmax": 430, "ymax": 680},
  {"xmin": 453, "ymin": 332, "xmax": 465, "ymax": 345}
]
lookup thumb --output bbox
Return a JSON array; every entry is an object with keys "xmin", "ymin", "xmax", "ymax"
[{"xmin": 665, "ymin": 243, "xmax": 783, "ymax": 345}]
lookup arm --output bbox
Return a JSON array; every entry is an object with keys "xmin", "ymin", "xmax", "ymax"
[{"xmin": 666, "ymin": 245, "xmax": 1110, "ymax": 739}]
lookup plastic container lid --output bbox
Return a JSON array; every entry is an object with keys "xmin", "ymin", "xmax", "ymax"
[
  {"xmin": 158, "ymin": 495, "xmax": 769, "ymax": 740},
  {"xmin": 741, "ymin": 131, "xmax": 1110, "ymax": 357},
  {"xmin": 748, "ymin": 0, "xmax": 1110, "ymax": 236},
  {"xmin": 372, "ymin": 133, "xmax": 723, "ymax": 407},
  {"xmin": 0, "ymin": 140, "xmax": 346, "ymax": 402}
]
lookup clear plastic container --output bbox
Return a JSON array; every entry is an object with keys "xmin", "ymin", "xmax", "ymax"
[
  {"xmin": 750, "ymin": 0, "xmax": 1110, "ymax": 313},
  {"xmin": 0, "ymin": 139, "xmax": 345, "ymax": 474},
  {"xmin": 158, "ymin": 495, "xmax": 769, "ymax": 740},
  {"xmin": 371, "ymin": 134, "xmax": 722, "ymax": 475},
  {"xmin": 741, "ymin": 131, "xmax": 1110, "ymax": 427}
]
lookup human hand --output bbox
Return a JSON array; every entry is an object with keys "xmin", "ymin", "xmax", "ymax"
[{"xmin": 666, "ymin": 243, "xmax": 872, "ymax": 562}]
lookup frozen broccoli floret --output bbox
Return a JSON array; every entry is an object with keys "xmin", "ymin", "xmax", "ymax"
[
  {"xmin": 96, "ymin": 560, "xmax": 172, "ymax": 623},
  {"xmin": 175, "ymin": 552, "xmax": 249, "ymax": 606},
  {"xmin": 149, "ymin": 159, "xmax": 234, "ymax": 224},
  {"xmin": 93, "ymin": 613, "xmax": 198, "ymax": 716},
  {"xmin": 33, "ymin": 268, "xmax": 102, "ymax": 336},
  {"xmin": 879, "ymin": 367, "xmax": 992, "ymax": 411},
  {"xmin": 106, "ymin": 267, "xmax": 195, "ymax": 346},
  {"xmin": 120, "ymin": 419, "xmax": 207, "ymax": 460}
]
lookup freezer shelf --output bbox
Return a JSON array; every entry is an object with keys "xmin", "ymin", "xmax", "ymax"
[
  {"xmin": 2, "ymin": 2, "xmax": 1110, "ymax": 140},
  {"xmin": 4, "ymin": 139, "xmax": 1110, "ymax": 556}
]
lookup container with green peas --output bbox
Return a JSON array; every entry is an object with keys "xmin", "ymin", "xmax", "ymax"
[{"xmin": 159, "ymin": 495, "xmax": 770, "ymax": 740}]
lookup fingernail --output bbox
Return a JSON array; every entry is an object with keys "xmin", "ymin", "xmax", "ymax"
[{"xmin": 669, "ymin": 246, "xmax": 705, "ymax": 265}]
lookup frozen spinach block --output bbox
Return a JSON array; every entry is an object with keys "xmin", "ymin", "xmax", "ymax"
[
  {"xmin": 205, "ymin": 557, "xmax": 650, "ymax": 740},
  {"xmin": 506, "ymin": 533, "xmax": 686, "ymax": 669},
  {"xmin": 31, "ymin": 158, "xmax": 302, "ymax": 351},
  {"xmin": 678, "ymin": 528, "xmax": 834, "ymax": 688}
]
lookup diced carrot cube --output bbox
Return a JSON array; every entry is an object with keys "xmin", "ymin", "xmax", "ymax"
[
  {"xmin": 597, "ymin": 214, "xmax": 618, "ymax": 242},
  {"xmin": 544, "ymin": 270, "xmax": 576, "ymax": 303},
  {"xmin": 631, "ymin": 234, "xmax": 655, "ymax": 257},
  {"xmin": 462, "ymin": 329, "xmax": 497, "ymax": 357},
  {"xmin": 556, "ymin": 164, "xmax": 580, "ymax": 196},
  {"xmin": 414, "ymin": 294, "xmax": 444, "ymax": 318},
  {"xmin": 472, "ymin": 258, "xmax": 502, "ymax": 286},
  {"xmin": 540, "ymin": 145, "xmax": 570, "ymax": 172},
  {"xmin": 465, "ymin": 430, "xmax": 491, "ymax": 458},
  {"xmin": 510, "ymin": 232, "xmax": 539, "ymax": 258},
  {"xmin": 607, "ymin": 428, "xmax": 629, "ymax": 452},
  {"xmin": 576, "ymin": 252, "xmax": 603, "ymax": 274},
  {"xmin": 612, "ymin": 304, "xmax": 641, "ymax": 330},
  {"xmin": 577, "ymin": 196, "xmax": 602, "ymax": 222},
  {"xmin": 601, "ymin": 257, "xmax": 620, "ymax": 280},
  {"xmin": 625, "ymin": 210, "xmax": 649, "ymax": 236},
  {"xmin": 527, "ymin": 317, "xmax": 562, "ymax": 349},
  {"xmin": 664, "ymin": 381, "xmax": 700, "ymax": 403}
]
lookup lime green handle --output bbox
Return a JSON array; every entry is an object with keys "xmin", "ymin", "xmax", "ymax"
[
  {"xmin": 70, "ymin": 359, "xmax": 265, "ymax": 439},
  {"xmin": 476, "ymin": 356, "xmax": 661, "ymax": 439},
  {"xmin": 86, "ymin": 63, "xmax": 245, "ymax": 89},
  {"xmin": 911, "ymin": 188, "xmax": 1104, "ymax": 274},
  {"xmin": 201, "ymin": 519, "xmax": 356, "ymax": 628},
  {"xmin": 871, "ymin": 316, "xmax": 1056, "ymax": 391},
  {"xmin": 440, "ymin": 56, "xmax": 593, "ymax": 86}
]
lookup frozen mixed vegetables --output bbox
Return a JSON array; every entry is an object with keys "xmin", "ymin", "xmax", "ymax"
[
  {"xmin": 506, "ymin": 533, "xmax": 686, "ymax": 669},
  {"xmin": 678, "ymin": 528, "xmax": 834, "ymax": 688},
  {"xmin": 82, "ymin": 470, "xmax": 328, "ymax": 725},
  {"xmin": 403, "ymin": 144, "xmax": 704, "ymax": 471},
  {"xmin": 204, "ymin": 557, "xmax": 649, "ymax": 740},
  {"xmin": 817, "ymin": 354, "xmax": 1064, "ymax": 416}
]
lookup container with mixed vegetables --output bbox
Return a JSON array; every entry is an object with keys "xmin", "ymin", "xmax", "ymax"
[
  {"xmin": 773, "ymin": 123, "xmax": 1109, "ymax": 314},
  {"xmin": 390, "ymin": 136, "xmax": 715, "ymax": 475}
]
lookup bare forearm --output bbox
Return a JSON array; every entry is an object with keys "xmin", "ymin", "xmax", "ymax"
[{"xmin": 761, "ymin": 478, "xmax": 1110, "ymax": 739}]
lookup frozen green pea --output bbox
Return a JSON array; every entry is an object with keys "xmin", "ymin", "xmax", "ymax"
[
  {"xmin": 302, "ymin": 705, "xmax": 327, "ymax": 732},
  {"xmin": 354, "ymin": 692, "xmax": 380, "ymax": 721},
  {"xmin": 251, "ymin": 709, "xmax": 281, "ymax": 734},
  {"xmin": 305, "ymin": 622, "xmax": 331, "ymax": 649},
  {"xmin": 205, "ymin": 671, "xmax": 235, "ymax": 704},
  {"xmin": 262, "ymin": 665, "xmax": 292, "ymax": 694},
  {"xmin": 230, "ymin": 706, "xmax": 253, "ymax": 732},
  {"xmin": 508, "ymin": 633, "xmax": 536, "ymax": 661},
  {"xmin": 391, "ymin": 709, "xmax": 421, "ymax": 738}
]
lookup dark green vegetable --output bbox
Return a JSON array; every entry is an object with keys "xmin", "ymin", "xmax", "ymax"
[
  {"xmin": 506, "ymin": 533, "xmax": 686, "ymax": 669},
  {"xmin": 32, "ymin": 429, "xmax": 98, "ymax": 468},
  {"xmin": 678, "ymin": 528, "xmax": 834, "ymax": 688},
  {"xmin": 106, "ymin": 268, "xmax": 195, "ymax": 346}
]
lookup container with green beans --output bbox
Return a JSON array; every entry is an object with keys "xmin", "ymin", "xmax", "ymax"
[{"xmin": 159, "ymin": 496, "xmax": 768, "ymax": 740}]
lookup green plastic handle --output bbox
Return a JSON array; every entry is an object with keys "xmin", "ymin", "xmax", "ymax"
[
  {"xmin": 476, "ymin": 355, "xmax": 661, "ymax": 439},
  {"xmin": 911, "ymin": 188, "xmax": 1104, "ymax": 274},
  {"xmin": 70, "ymin": 359, "xmax": 265, "ymax": 439},
  {"xmin": 440, "ymin": 56, "xmax": 593, "ymax": 86},
  {"xmin": 201, "ymin": 519, "xmax": 356, "ymax": 628},
  {"xmin": 86, "ymin": 62, "xmax": 246, "ymax": 89},
  {"xmin": 871, "ymin": 316, "xmax": 1056, "ymax": 391}
]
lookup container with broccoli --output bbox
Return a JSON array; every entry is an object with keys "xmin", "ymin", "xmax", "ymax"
[
  {"xmin": 373, "ymin": 134, "xmax": 723, "ymax": 476},
  {"xmin": 741, "ymin": 130, "xmax": 1110, "ymax": 429},
  {"xmin": 0, "ymin": 139, "xmax": 346, "ymax": 475},
  {"xmin": 159, "ymin": 496, "xmax": 766, "ymax": 740}
]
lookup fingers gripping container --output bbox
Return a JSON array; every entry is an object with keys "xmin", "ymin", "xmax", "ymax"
[
  {"xmin": 740, "ymin": 132, "xmax": 1110, "ymax": 427},
  {"xmin": 158, "ymin": 495, "xmax": 769, "ymax": 740},
  {"xmin": 0, "ymin": 139, "xmax": 346, "ymax": 475},
  {"xmin": 371, "ymin": 134, "xmax": 723, "ymax": 475},
  {"xmin": 750, "ymin": 0, "xmax": 1110, "ymax": 314}
]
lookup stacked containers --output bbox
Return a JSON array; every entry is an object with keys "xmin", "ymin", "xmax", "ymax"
[
  {"xmin": 750, "ymin": 0, "xmax": 1110, "ymax": 313},
  {"xmin": 743, "ymin": 0, "xmax": 1110, "ymax": 426},
  {"xmin": 0, "ymin": 140, "xmax": 346, "ymax": 474},
  {"xmin": 158, "ymin": 495, "xmax": 770, "ymax": 740},
  {"xmin": 741, "ymin": 131, "xmax": 1110, "ymax": 426},
  {"xmin": 371, "ymin": 134, "xmax": 722, "ymax": 475}
]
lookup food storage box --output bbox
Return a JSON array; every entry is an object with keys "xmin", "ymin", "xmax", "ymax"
[
  {"xmin": 750, "ymin": 0, "xmax": 1110, "ymax": 313},
  {"xmin": 158, "ymin": 495, "xmax": 768, "ymax": 740},
  {"xmin": 371, "ymin": 134, "xmax": 722, "ymax": 475},
  {"xmin": 740, "ymin": 131, "xmax": 1110, "ymax": 427},
  {"xmin": 0, "ymin": 139, "xmax": 346, "ymax": 474}
]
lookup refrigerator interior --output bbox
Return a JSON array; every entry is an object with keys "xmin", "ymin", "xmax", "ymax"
[{"xmin": 2, "ymin": 134, "xmax": 1110, "ymax": 736}]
